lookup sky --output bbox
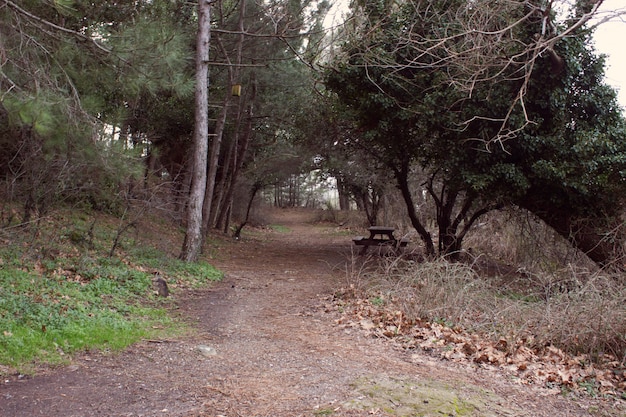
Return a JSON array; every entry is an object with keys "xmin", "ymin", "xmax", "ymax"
[{"xmin": 594, "ymin": 0, "xmax": 626, "ymax": 109}]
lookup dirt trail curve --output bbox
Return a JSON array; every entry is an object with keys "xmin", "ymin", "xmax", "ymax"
[{"xmin": 0, "ymin": 209, "xmax": 618, "ymax": 416}]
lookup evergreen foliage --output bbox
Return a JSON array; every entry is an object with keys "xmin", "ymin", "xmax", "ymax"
[
  {"xmin": 0, "ymin": 0, "xmax": 195, "ymax": 217},
  {"xmin": 325, "ymin": 0, "xmax": 626, "ymax": 265}
]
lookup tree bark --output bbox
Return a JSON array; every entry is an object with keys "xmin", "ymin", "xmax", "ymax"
[
  {"xmin": 201, "ymin": 0, "xmax": 247, "ymax": 235},
  {"xmin": 180, "ymin": 0, "xmax": 211, "ymax": 262},
  {"xmin": 233, "ymin": 182, "xmax": 261, "ymax": 239},
  {"xmin": 426, "ymin": 174, "xmax": 500, "ymax": 259},
  {"xmin": 201, "ymin": 94, "xmax": 228, "ymax": 235},
  {"xmin": 356, "ymin": 183, "xmax": 383, "ymax": 226},
  {"xmin": 216, "ymin": 73, "xmax": 257, "ymax": 230},
  {"xmin": 395, "ymin": 160, "xmax": 435, "ymax": 256},
  {"xmin": 336, "ymin": 176, "xmax": 350, "ymax": 210}
]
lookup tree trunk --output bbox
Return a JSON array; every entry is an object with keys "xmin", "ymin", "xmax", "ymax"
[
  {"xmin": 233, "ymin": 183, "xmax": 261, "ymax": 239},
  {"xmin": 180, "ymin": 0, "xmax": 211, "ymax": 262},
  {"xmin": 213, "ymin": 92, "xmax": 244, "ymax": 228},
  {"xmin": 216, "ymin": 73, "xmax": 257, "ymax": 230},
  {"xmin": 427, "ymin": 176, "xmax": 498, "ymax": 260},
  {"xmin": 211, "ymin": 114, "xmax": 237, "ymax": 228},
  {"xmin": 352, "ymin": 190, "xmax": 364, "ymax": 211},
  {"xmin": 352, "ymin": 185, "xmax": 380, "ymax": 226},
  {"xmin": 519, "ymin": 200, "xmax": 625, "ymax": 269},
  {"xmin": 336, "ymin": 176, "xmax": 350, "ymax": 210},
  {"xmin": 202, "ymin": 0, "xmax": 247, "ymax": 235},
  {"xmin": 395, "ymin": 160, "xmax": 435, "ymax": 256},
  {"xmin": 201, "ymin": 95, "xmax": 228, "ymax": 235},
  {"xmin": 431, "ymin": 184, "xmax": 462, "ymax": 258},
  {"xmin": 367, "ymin": 185, "xmax": 383, "ymax": 226}
]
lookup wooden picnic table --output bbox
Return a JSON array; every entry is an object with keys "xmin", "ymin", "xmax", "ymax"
[{"xmin": 352, "ymin": 226, "xmax": 409, "ymax": 255}]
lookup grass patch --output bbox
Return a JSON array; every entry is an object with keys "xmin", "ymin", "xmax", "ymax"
[
  {"xmin": 129, "ymin": 245, "xmax": 223, "ymax": 288},
  {"xmin": 0, "ymin": 266, "xmax": 159, "ymax": 370},
  {"xmin": 312, "ymin": 408, "xmax": 335, "ymax": 416},
  {"xmin": 268, "ymin": 224, "xmax": 291, "ymax": 233},
  {"xmin": 0, "ymin": 208, "xmax": 222, "ymax": 374},
  {"xmin": 345, "ymin": 375, "xmax": 518, "ymax": 416}
]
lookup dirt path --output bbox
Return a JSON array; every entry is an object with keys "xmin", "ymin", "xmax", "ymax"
[{"xmin": 0, "ymin": 209, "xmax": 620, "ymax": 416}]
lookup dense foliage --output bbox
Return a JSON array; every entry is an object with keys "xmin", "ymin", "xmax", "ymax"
[
  {"xmin": 1, "ymin": 0, "xmax": 324, "ymax": 233},
  {"xmin": 324, "ymin": 0, "xmax": 626, "ymax": 266},
  {"xmin": 0, "ymin": 0, "xmax": 195, "ymax": 218}
]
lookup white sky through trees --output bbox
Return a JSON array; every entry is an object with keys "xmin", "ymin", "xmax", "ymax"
[{"xmin": 594, "ymin": 0, "xmax": 626, "ymax": 110}]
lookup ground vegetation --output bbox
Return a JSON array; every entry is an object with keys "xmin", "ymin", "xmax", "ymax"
[{"xmin": 0, "ymin": 207, "xmax": 623, "ymax": 416}]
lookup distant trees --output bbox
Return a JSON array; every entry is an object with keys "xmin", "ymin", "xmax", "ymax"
[{"xmin": 324, "ymin": 0, "xmax": 626, "ymax": 266}]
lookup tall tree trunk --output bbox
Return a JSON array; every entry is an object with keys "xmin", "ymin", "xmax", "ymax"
[
  {"xmin": 180, "ymin": 0, "xmax": 211, "ymax": 262},
  {"xmin": 213, "ymin": 128, "xmax": 238, "ymax": 228},
  {"xmin": 201, "ymin": 95, "xmax": 228, "ymax": 234},
  {"xmin": 211, "ymin": 114, "xmax": 237, "ymax": 228},
  {"xmin": 212, "ymin": 80, "xmax": 245, "ymax": 229},
  {"xmin": 202, "ymin": 0, "xmax": 246, "ymax": 235}
]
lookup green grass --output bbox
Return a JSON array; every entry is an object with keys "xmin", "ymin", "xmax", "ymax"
[
  {"xmin": 129, "ymin": 245, "xmax": 223, "ymax": 287},
  {"xmin": 268, "ymin": 224, "xmax": 291, "ymax": 233},
  {"xmin": 313, "ymin": 408, "xmax": 335, "ymax": 415},
  {"xmin": 0, "ymin": 209, "xmax": 223, "ymax": 374},
  {"xmin": 0, "ymin": 267, "xmax": 158, "ymax": 369},
  {"xmin": 370, "ymin": 295, "xmax": 385, "ymax": 306}
]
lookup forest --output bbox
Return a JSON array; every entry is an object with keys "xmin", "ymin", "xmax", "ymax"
[
  {"xmin": 1, "ymin": 0, "xmax": 625, "ymax": 404},
  {"xmin": 2, "ymin": 0, "xmax": 626, "ymax": 265}
]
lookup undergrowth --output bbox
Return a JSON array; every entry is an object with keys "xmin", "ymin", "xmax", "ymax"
[
  {"xmin": 342, "ymin": 255, "xmax": 625, "ymax": 398},
  {"xmin": 348, "ymin": 256, "xmax": 625, "ymax": 363},
  {"xmin": 0, "ymin": 208, "xmax": 222, "ymax": 374},
  {"xmin": 342, "ymin": 208, "xmax": 626, "ymax": 365}
]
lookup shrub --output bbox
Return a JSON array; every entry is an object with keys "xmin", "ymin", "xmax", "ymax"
[{"xmin": 348, "ymin": 257, "xmax": 626, "ymax": 361}]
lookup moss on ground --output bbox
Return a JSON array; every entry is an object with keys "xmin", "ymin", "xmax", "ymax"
[{"xmin": 344, "ymin": 375, "xmax": 522, "ymax": 416}]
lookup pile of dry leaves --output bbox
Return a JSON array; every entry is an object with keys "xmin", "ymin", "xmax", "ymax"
[{"xmin": 330, "ymin": 294, "xmax": 625, "ymax": 400}]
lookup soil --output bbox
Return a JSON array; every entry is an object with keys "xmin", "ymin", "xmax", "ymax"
[{"xmin": 0, "ymin": 208, "xmax": 623, "ymax": 417}]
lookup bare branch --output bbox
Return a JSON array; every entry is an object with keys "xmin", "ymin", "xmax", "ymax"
[{"xmin": 331, "ymin": 0, "xmax": 626, "ymax": 146}]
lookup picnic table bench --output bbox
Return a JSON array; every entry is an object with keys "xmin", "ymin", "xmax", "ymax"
[{"xmin": 353, "ymin": 226, "xmax": 409, "ymax": 255}]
